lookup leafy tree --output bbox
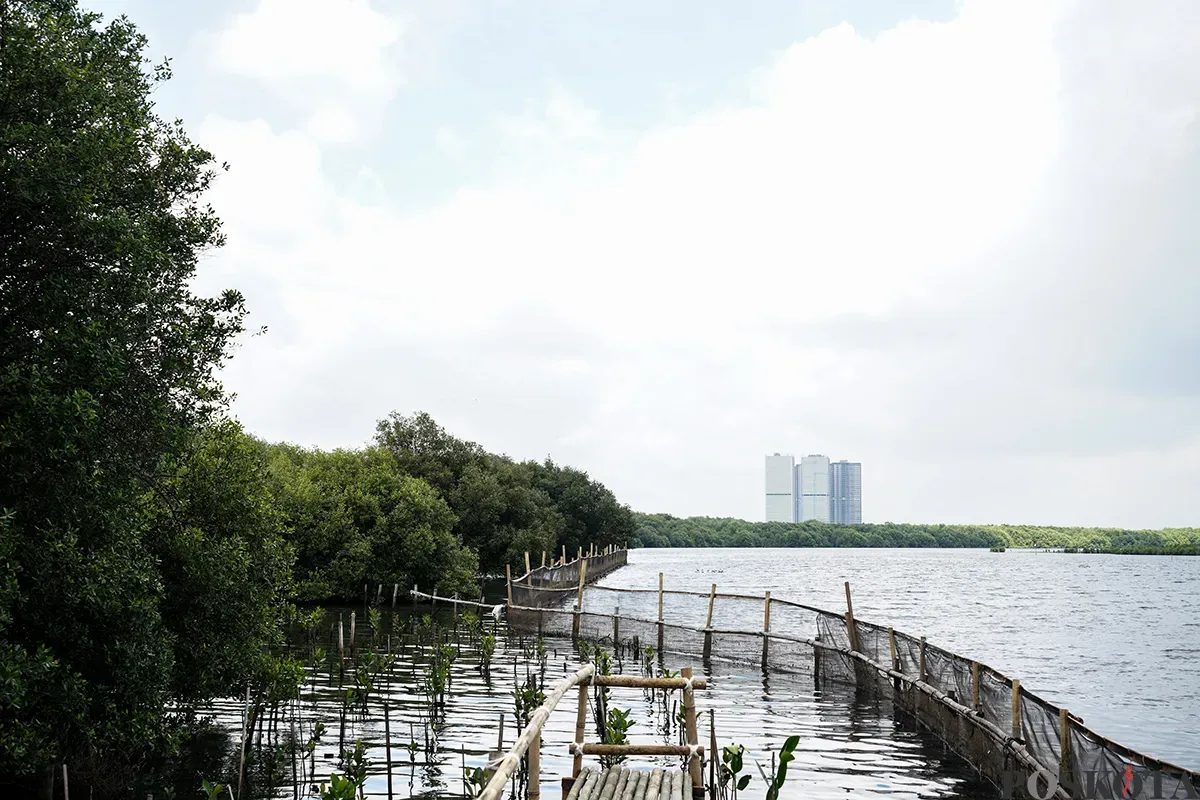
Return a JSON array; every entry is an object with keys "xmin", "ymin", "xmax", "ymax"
[
  {"xmin": 0, "ymin": 0, "xmax": 287, "ymax": 789},
  {"xmin": 264, "ymin": 445, "xmax": 478, "ymax": 600}
]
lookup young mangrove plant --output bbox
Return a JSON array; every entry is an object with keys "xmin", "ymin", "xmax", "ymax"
[
  {"xmin": 756, "ymin": 735, "xmax": 801, "ymax": 800},
  {"xmin": 601, "ymin": 707, "xmax": 635, "ymax": 769},
  {"xmin": 718, "ymin": 744, "xmax": 751, "ymax": 800},
  {"xmin": 479, "ymin": 633, "xmax": 496, "ymax": 673}
]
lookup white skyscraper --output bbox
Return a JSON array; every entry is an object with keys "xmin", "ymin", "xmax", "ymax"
[
  {"xmin": 798, "ymin": 454, "xmax": 831, "ymax": 522},
  {"xmin": 764, "ymin": 453, "xmax": 796, "ymax": 522}
]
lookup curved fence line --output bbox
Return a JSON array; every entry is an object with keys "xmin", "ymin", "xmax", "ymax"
[{"xmin": 492, "ymin": 574, "xmax": 1199, "ymax": 800}]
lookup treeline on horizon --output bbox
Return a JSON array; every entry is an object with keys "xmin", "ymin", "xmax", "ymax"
[
  {"xmin": 0, "ymin": 3, "xmax": 630, "ymax": 790},
  {"xmin": 632, "ymin": 514, "xmax": 1200, "ymax": 553}
]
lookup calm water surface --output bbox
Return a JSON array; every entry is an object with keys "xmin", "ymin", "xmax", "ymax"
[{"xmin": 600, "ymin": 548, "xmax": 1200, "ymax": 769}]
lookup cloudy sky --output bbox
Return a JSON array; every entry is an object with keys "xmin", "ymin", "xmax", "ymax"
[{"xmin": 96, "ymin": 0, "xmax": 1199, "ymax": 529}]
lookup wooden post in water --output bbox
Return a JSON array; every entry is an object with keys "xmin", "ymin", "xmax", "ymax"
[
  {"xmin": 918, "ymin": 636, "xmax": 927, "ymax": 683},
  {"xmin": 541, "ymin": 551, "xmax": 547, "ymax": 569},
  {"xmin": 844, "ymin": 582, "xmax": 860, "ymax": 653},
  {"xmin": 61, "ymin": 765, "xmax": 68, "ymax": 800},
  {"xmin": 572, "ymin": 684, "xmax": 588, "ymax": 778},
  {"xmin": 813, "ymin": 634, "xmax": 822, "ymax": 686},
  {"xmin": 613, "ymin": 601, "xmax": 620, "ymax": 645},
  {"xmin": 656, "ymin": 572, "xmax": 665, "ymax": 653},
  {"xmin": 888, "ymin": 627, "xmax": 901, "ymax": 691},
  {"xmin": 703, "ymin": 583, "xmax": 716, "ymax": 660},
  {"xmin": 349, "ymin": 611, "xmax": 357, "ymax": 656},
  {"xmin": 682, "ymin": 667, "xmax": 702, "ymax": 791},
  {"xmin": 562, "ymin": 545, "xmax": 567, "ymax": 565},
  {"xmin": 338, "ymin": 615, "xmax": 345, "ymax": 662},
  {"xmin": 384, "ymin": 702, "xmax": 394, "ymax": 800},
  {"xmin": 761, "ymin": 591, "xmax": 772, "ymax": 670},
  {"xmin": 971, "ymin": 662, "xmax": 981, "ymax": 711},
  {"xmin": 525, "ymin": 552, "xmax": 532, "ymax": 584},
  {"xmin": 1011, "ymin": 679, "xmax": 1022, "ymax": 740},
  {"xmin": 709, "ymin": 709, "xmax": 718, "ymax": 798},
  {"xmin": 578, "ymin": 545, "xmax": 583, "ymax": 561},
  {"xmin": 528, "ymin": 726, "xmax": 542, "ymax": 800},
  {"xmin": 391, "ymin": 583, "xmax": 399, "ymax": 609},
  {"xmin": 506, "ymin": 564, "xmax": 514, "ymax": 608},
  {"xmin": 1058, "ymin": 707, "xmax": 1071, "ymax": 783},
  {"xmin": 572, "ymin": 559, "xmax": 588, "ymax": 638}
]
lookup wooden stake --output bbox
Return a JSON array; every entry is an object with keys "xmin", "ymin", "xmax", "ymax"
[
  {"xmin": 657, "ymin": 573, "xmax": 664, "ymax": 622},
  {"xmin": 562, "ymin": 545, "xmax": 567, "ymax": 565},
  {"xmin": 705, "ymin": 584, "xmax": 716, "ymax": 629},
  {"xmin": 709, "ymin": 708, "xmax": 718, "ymax": 796},
  {"xmin": 61, "ymin": 765, "xmax": 69, "ymax": 800},
  {"xmin": 506, "ymin": 564, "xmax": 514, "ymax": 608},
  {"xmin": 572, "ymin": 684, "xmax": 588, "ymax": 777},
  {"xmin": 391, "ymin": 583, "xmax": 399, "ymax": 609},
  {"xmin": 576, "ymin": 559, "xmax": 588, "ymax": 610},
  {"xmin": 541, "ymin": 551, "xmax": 547, "ymax": 568},
  {"xmin": 525, "ymin": 552, "xmax": 532, "ymax": 583},
  {"xmin": 349, "ymin": 611, "xmax": 356, "ymax": 655},
  {"xmin": 919, "ymin": 636, "xmax": 927, "ymax": 682},
  {"xmin": 384, "ymin": 702, "xmax": 394, "ymax": 800},
  {"xmin": 529, "ymin": 728, "xmax": 542, "ymax": 800},
  {"xmin": 1012, "ymin": 679, "xmax": 1022, "ymax": 740},
  {"xmin": 972, "ymin": 662, "xmax": 980, "ymax": 710},
  {"xmin": 763, "ymin": 591, "xmax": 772, "ymax": 632},
  {"xmin": 844, "ymin": 581, "xmax": 860, "ymax": 652},
  {"xmin": 1059, "ymin": 706, "xmax": 1071, "ymax": 779},
  {"xmin": 682, "ymin": 667, "xmax": 702, "ymax": 789}
]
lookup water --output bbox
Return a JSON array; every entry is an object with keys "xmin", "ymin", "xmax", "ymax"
[
  {"xmin": 192, "ymin": 547, "xmax": 1198, "ymax": 800},
  {"xmin": 600, "ymin": 548, "xmax": 1200, "ymax": 769}
]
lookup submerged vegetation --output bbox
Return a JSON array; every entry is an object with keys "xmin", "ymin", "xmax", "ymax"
[{"xmin": 634, "ymin": 514, "xmax": 1200, "ymax": 553}]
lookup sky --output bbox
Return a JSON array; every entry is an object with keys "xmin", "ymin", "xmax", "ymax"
[{"xmin": 91, "ymin": 0, "xmax": 1200, "ymax": 529}]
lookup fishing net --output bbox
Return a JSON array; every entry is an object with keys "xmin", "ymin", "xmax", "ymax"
[{"xmin": 501, "ymin": 582, "xmax": 1200, "ymax": 800}]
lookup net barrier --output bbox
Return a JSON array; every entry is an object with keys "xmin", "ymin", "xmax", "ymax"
[{"xmin": 492, "ymin": 580, "xmax": 1199, "ymax": 800}]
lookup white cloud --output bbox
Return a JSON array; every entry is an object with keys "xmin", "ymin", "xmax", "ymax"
[
  {"xmin": 211, "ymin": 0, "xmax": 405, "ymax": 142},
  {"xmin": 195, "ymin": 0, "xmax": 1200, "ymax": 527}
]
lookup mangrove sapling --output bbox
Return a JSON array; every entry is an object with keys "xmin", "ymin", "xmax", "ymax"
[
  {"xmin": 755, "ymin": 736, "xmax": 801, "ymax": 800},
  {"xmin": 717, "ymin": 744, "xmax": 752, "ymax": 800},
  {"xmin": 600, "ymin": 707, "xmax": 635, "ymax": 769},
  {"xmin": 479, "ymin": 633, "xmax": 496, "ymax": 673}
]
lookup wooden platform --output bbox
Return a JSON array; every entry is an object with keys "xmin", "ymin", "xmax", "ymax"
[{"xmin": 563, "ymin": 766, "xmax": 697, "ymax": 800}]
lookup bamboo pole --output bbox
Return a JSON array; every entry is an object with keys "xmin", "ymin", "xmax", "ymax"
[
  {"xmin": 481, "ymin": 665, "xmax": 595, "ymax": 800},
  {"xmin": 657, "ymin": 573, "xmax": 664, "ymax": 622},
  {"xmin": 529, "ymin": 729, "xmax": 541, "ymax": 800},
  {"xmin": 572, "ymin": 684, "xmax": 589, "ymax": 778},
  {"xmin": 592, "ymin": 675, "xmax": 708, "ymax": 689},
  {"xmin": 645, "ymin": 770, "xmax": 663, "ymax": 800},
  {"xmin": 1058, "ymin": 706, "xmax": 1071, "ymax": 781},
  {"xmin": 919, "ymin": 636, "xmax": 927, "ymax": 682},
  {"xmin": 1012, "ymin": 679, "xmax": 1022, "ymax": 740},
  {"xmin": 349, "ymin": 611, "xmax": 356, "ymax": 655},
  {"xmin": 709, "ymin": 709, "xmax": 718, "ymax": 796},
  {"xmin": 384, "ymin": 702, "xmax": 394, "ymax": 800},
  {"xmin": 506, "ymin": 564, "xmax": 514, "ymax": 608},
  {"xmin": 844, "ymin": 581, "xmax": 860, "ymax": 652},
  {"xmin": 61, "ymin": 765, "xmax": 68, "ymax": 800},
  {"xmin": 705, "ymin": 584, "xmax": 716, "ymax": 629},
  {"xmin": 391, "ymin": 583, "xmax": 399, "ymax": 609},
  {"xmin": 562, "ymin": 544, "xmax": 567, "ymax": 565},
  {"xmin": 972, "ymin": 661, "xmax": 980, "ymax": 710},
  {"xmin": 566, "ymin": 768, "xmax": 593, "ymax": 800},
  {"xmin": 570, "ymin": 744, "xmax": 708, "ymax": 757},
  {"xmin": 761, "ymin": 591, "xmax": 771, "ymax": 669},
  {"xmin": 683, "ymin": 667, "xmax": 702, "ymax": 789},
  {"xmin": 525, "ymin": 552, "xmax": 532, "ymax": 584},
  {"xmin": 573, "ymin": 559, "xmax": 588, "ymax": 638},
  {"xmin": 541, "ymin": 551, "xmax": 547, "ymax": 569}
]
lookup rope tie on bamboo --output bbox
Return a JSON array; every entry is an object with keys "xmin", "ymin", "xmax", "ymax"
[
  {"xmin": 682, "ymin": 676, "xmax": 694, "ymax": 692},
  {"xmin": 688, "ymin": 744, "xmax": 702, "ymax": 759},
  {"xmin": 573, "ymin": 741, "xmax": 585, "ymax": 754}
]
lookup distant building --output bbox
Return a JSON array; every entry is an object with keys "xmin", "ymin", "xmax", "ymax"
[
  {"xmin": 830, "ymin": 460, "xmax": 863, "ymax": 524},
  {"xmin": 765, "ymin": 453, "xmax": 861, "ymax": 524},
  {"xmin": 798, "ymin": 454, "xmax": 831, "ymax": 522},
  {"xmin": 764, "ymin": 453, "xmax": 796, "ymax": 522}
]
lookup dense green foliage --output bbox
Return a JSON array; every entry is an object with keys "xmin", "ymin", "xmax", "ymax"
[
  {"xmin": 633, "ymin": 514, "xmax": 1200, "ymax": 552},
  {"xmin": 375, "ymin": 411, "xmax": 634, "ymax": 575},
  {"xmin": 262, "ymin": 442, "xmax": 478, "ymax": 601},
  {"xmin": 261, "ymin": 412, "xmax": 636, "ymax": 603},
  {"xmin": 0, "ymin": 0, "xmax": 292, "ymax": 789}
]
